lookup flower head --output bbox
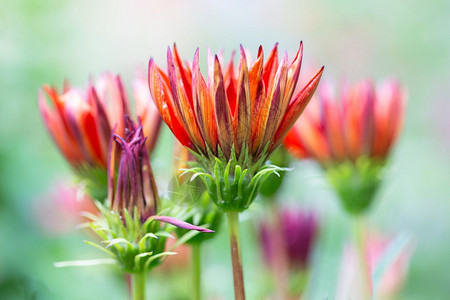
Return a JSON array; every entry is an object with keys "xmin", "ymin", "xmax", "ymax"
[
  {"xmin": 284, "ymin": 79, "xmax": 406, "ymax": 214},
  {"xmin": 148, "ymin": 43, "xmax": 323, "ymax": 166},
  {"xmin": 39, "ymin": 73, "xmax": 130, "ymax": 170},
  {"xmin": 284, "ymin": 79, "xmax": 406, "ymax": 165},
  {"xmin": 39, "ymin": 73, "xmax": 162, "ymax": 200},
  {"xmin": 148, "ymin": 44, "xmax": 323, "ymax": 211}
]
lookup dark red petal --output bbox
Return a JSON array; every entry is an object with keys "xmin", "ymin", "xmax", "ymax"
[{"xmin": 213, "ymin": 56, "xmax": 235, "ymax": 158}]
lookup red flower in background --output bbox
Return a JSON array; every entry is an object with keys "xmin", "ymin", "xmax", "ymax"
[
  {"xmin": 284, "ymin": 79, "xmax": 406, "ymax": 165},
  {"xmin": 132, "ymin": 75, "xmax": 162, "ymax": 154},
  {"xmin": 39, "ymin": 73, "xmax": 161, "ymax": 171},
  {"xmin": 148, "ymin": 43, "xmax": 323, "ymax": 163}
]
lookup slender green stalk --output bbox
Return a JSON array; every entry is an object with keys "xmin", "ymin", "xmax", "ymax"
[
  {"xmin": 192, "ymin": 243, "xmax": 202, "ymax": 300},
  {"xmin": 352, "ymin": 216, "xmax": 372, "ymax": 299},
  {"xmin": 226, "ymin": 211, "xmax": 246, "ymax": 300},
  {"xmin": 131, "ymin": 272, "xmax": 146, "ymax": 300}
]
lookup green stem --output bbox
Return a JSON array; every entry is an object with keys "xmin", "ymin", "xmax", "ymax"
[
  {"xmin": 192, "ymin": 243, "xmax": 202, "ymax": 300},
  {"xmin": 352, "ymin": 216, "xmax": 372, "ymax": 300},
  {"xmin": 226, "ymin": 211, "xmax": 246, "ymax": 300},
  {"xmin": 131, "ymin": 272, "xmax": 146, "ymax": 300}
]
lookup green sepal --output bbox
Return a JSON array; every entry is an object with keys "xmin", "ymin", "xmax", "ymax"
[
  {"xmin": 82, "ymin": 202, "xmax": 173, "ymax": 273},
  {"xmin": 183, "ymin": 147, "xmax": 289, "ymax": 212},
  {"xmin": 258, "ymin": 147, "xmax": 292, "ymax": 198},
  {"xmin": 326, "ymin": 156, "xmax": 385, "ymax": 215}
]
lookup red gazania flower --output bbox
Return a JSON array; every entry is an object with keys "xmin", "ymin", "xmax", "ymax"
[
  {"xmin": 284, "ymin": 79, "xmax": 406, "ymax": 165},
  {"xmin": 148, "ymin": 43, "xmax": 323, "ymax": 164},
  {"xmin": 132, "ymin": 75, "xmax": 162, "ymax": 154},
  {"xmin": 39, "ymin": 73, "xmax": 161, "ymax": 171}
]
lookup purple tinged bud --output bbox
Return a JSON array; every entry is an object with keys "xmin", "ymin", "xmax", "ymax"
[
  {"xmin": 259, "ymin": 208, "xmax": 318, "ymax": 270},
  {"xmin": 108, "ymin": 117, "xmax": 158, "ymax": 222}
]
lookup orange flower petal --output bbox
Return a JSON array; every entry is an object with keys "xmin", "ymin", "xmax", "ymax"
[
  {"xmin": 192, "ymin": 48, "xmax": 218, "ymax": 153},
  {"xmin": 148, "ymin": 58, "xmax": 192, "ymax": 148},
  {"xmin": 233, "ymin": 46, "xmax": 251, "ymax": 155},
  {"xmin": 272, "ymin": 66, "xmax": 324, "ymax": 149}
]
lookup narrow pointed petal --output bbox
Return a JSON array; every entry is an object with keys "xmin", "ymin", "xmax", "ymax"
[
  {"xmin": 254, "ymin": 55, "xmax": 288, "ymax": 153},
  {"xmin": 233, "ymin": 46, "xmax": 251, "ymax": 155},
  {"xmin": 192, "ymin": 48, "xmax": 218, "ymax": 153},
  {"xmin": 148, "ymin": 58, "xmax": 193, "ymax": 148},
  {"xmin": 90, "ymin": 86, "xmax": 111, "ymax": 162},
  {"xmin": 151, "ymin": 216, "xmax": 214, "ymax": 233},
  {"xmin": 224, "ymin": 51, "xmax": 237, "ymax": 115},
  {"xmin": 213, "ymin": 56, "xmax": 235, "ymax": 158},
  {"xmin": 132, "ymin": 76, "xmax": 162, "ymax": 154},
  {"xmin": 168, "ymin": 48, "xmax": 206, "ymax": 152},
  {"xmin": 322, "ymin": 94, "xmax": 347, "ymax": 160},
  {"xmin": 272, "ymin": 66, "xmax": 324, "ymax": 149},
  {"xmin": 173, "ymin": 44, "xmax": 193, "ymax": 106},
  {"xmin": 262, "ymin": 43, "xmax": 279, "ymax": 90},
  {"xmin": 285, "ymin": 42, "xmax": 303, "ymax": 102},
  {"xmin": 38, "ymin": 91, "xmax": 82, "ymax": 165},
  {"xmin": 248, "ymin": 47, "xmax": 264, "ymax": 103}
]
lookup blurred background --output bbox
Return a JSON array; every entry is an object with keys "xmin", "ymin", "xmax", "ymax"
[{"xmin": 0, "ymin": 0, "xmax": 449, "ymax": 299}]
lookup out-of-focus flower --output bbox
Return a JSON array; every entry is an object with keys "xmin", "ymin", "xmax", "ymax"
[
  {"xmin": 259, "ymin": 208, "xmax": 318, "ymax": 270},
  {"xmin": 132, "ymin": 75, "xmax": 162, "ymax": 154},
  {"xmin": 258, "ymin": 208, "xmax": 318, "ymax": 298},
  {"xmin": 39, "ymin": 73, "xmax": 130, "ymax": 170},
  {"xmin": 148, "ymin": 43, "xmax": 323, "ymax": 211},
  {"xmin": 39, "ymin": 73, "xmax": 162, "ymax": 201},
  {"xmin": 34, "ymin": 181, "xmax": 97, "ymax": 235},
  {"xmin": 336, "ymin": 233, "xmax": 413, "ymax": 300},
  {"xmin": 284, "ymin": 79, "xmax": 407, "ymax": 214},
  {"xmin": 284, "ymin": 79, "xmax": 406, "ymax": 165}
]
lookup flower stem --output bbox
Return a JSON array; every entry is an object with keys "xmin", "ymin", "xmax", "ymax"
[
  {"xmin": 352, "ymin": 216, "xmax": 372, "ymax": 299},
  {"xmin": 131, "ymin": 272, "xmax": 146, "ymax": 300},
  {"xmin": 192, "ymin": 243, "xmax": 202, "ymax": 300},
  {"xmin": 226, "ymin": 211, "xmax": 246, "ymax": 300}
]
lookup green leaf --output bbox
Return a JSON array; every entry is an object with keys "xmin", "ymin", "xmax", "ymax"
[
  {"xmin": 84, "ymin": 240, "xmax": 116, "ymax": 257},
  {"xmin": 143, "ymin": 252, "xmax": 177, "ymax": 270},
  {"xmin": 53, "ymin": 259, "xmax": 117, "ymax": 268}
]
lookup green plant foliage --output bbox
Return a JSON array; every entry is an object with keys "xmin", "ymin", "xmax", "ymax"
[
  {"xmin": 182, "ymin": 146, "xmax": 288, "ymax": 212},
  {"xmin": 326, "ymin": 157, "xmax": 385, "ymax": 215},
  {"xmin": 79, "ymin": 203, "xmax": 198, "ymax": 274}
]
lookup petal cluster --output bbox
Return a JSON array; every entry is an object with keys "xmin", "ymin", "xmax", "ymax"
[
  {"xmin": 148, "ymin": 43, "xmax": 323, "ymax": 164},
  {"xmin": 284, "ymin": 79, "xmax": 406, "ymax": 165},
  {"xmin": 39, "ymin": 73, "xmax": 161, "ymax": 171},
  {"xmin": 108, "ymin": 119, "xmax": 158, "ymax": 222}
]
